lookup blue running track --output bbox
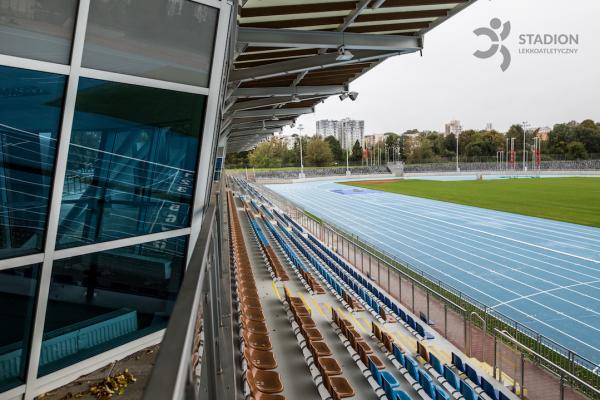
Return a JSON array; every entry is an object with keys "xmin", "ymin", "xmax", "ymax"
[{"xmin": 267, "ymin": 179, "xmax": 600, "ymax": 365}]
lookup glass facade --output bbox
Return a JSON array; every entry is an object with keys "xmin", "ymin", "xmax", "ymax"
[
  {"xmin": 0, "ymin": 66, "xmax": 66, "ymax": 260},
  {"xmin": 0, "ymin": 264, "xmax": 41, "ymax": 392},
  {"xmin": 0, "ymin": 0, "xmax": 78, "ymax": 64},
  {"xmin": 39, "ymin": 236, "xmax": 187, "ymax": 376},
  {"xmin": 0, "ymin": 0, "xmax": 221, "ymax": 395},
  {"xmin": 56, "ymin": 78, "xmax": 205, "ymax": 248},
  {"xmin": 83, "ymin": 0, "xmax": 218, "ymax": 86}
]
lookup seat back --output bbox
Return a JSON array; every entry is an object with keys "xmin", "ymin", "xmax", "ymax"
[{"xmin": 368, "ymin": 356, "xmax": 382, "ymax": 385}]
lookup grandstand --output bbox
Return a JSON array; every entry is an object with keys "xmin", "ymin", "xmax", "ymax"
[{"xmin": 225, "ymin": 175, "xmax": 526, "ymax": 400}]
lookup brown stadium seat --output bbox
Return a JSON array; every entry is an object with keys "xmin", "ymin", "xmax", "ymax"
[
  {"xmin": 245, "ymin": 347, "xmax": 278, "ymax": 370},
  {"xmin": 324, "ymin": 375, "xmax": 354, "ymax": 399},
  {"xmin": 298, "ymin": 316, "xmax": 316, "ymax": 328},
  {"xmin": 309, "ymin": 340, "xmax": 332, "ymax": 357},
  {"xmin": 243, "ymin": 306, "xmax": 266, "ymax": 322},
  {"xmin": 317, "ymin": 357, "xmax": 342, "ymax": 376},
  {"xmin": 301, "ymin": 326, "xmax": 323, "ymax": 341},
  {"xmin": 242, "ymin": 317, "xmax": 269, "ymax": 335},
  {"xmin": 244, "ymin": 331, "xmax": 272, "ymax": 351},
  {"xmin": 247, "ymin": 368, "xmax": 284, "ymax": 394},
  {"xmin": 382, "ymin": 332, "xmax": 394, "ymax": 353}
]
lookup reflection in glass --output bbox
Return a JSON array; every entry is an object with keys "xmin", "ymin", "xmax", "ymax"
[
  {"xmin": 39, "ymin": 237, "xmax": 186, "ymax": 376},
  {"xmin": 56, "ymin": 78, "xmax": 205, "ymax": 248},
  {"xmin": 0, "ymin": 0, "xmax": 78, "ymax": 64},
  {"xmin": 83, "ymin": 0, "xmax": 217, "ymax": 86},
  {"xmin": 0, "ymin": 264, "xmax": 40, "ymax": 391},
  {"xmin": 0, "ymin": 66, "xmax": 66, "ymax": 260}
]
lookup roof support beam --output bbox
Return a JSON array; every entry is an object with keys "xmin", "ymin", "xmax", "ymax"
[
  {"xmin": 230, "ymin": 50, "xmax": 405, "ymax": 82},
  {"xmin": 230, "ymin": 95, "xmax": 326, "ymax": 112},
  {"xmin": 230, "ymin": 120, "xmax": 294, "ymax": 130},
  {"xmin": 233, "ymin": 107, "xmax": 313, "ymax": 118},
  {"xmin": 229, "ymin": 129, "xmax": 281, "ymax": 137},
  {"xmin": 338, "ymin": 0, "xmax": 371, "ymax": 31},
  {"xmin": 233, "ymin": 85, "xmax": 346, "ymax": 98},
  {"xmin": 237, "ymin": 27, "xmax": 422, "ymax": 51}
]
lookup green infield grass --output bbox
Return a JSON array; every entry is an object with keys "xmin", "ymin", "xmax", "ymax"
[{"xmin": 343, "ymin": 177, "xmax": 600, "ymax": 228}]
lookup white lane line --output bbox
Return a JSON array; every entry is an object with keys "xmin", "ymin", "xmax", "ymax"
[{"xmin": 492, "ymin": 279, "xmax": 600, "ymax": 309}]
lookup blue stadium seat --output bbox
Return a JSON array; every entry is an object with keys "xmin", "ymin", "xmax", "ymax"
[
  {"xmin": 435, "ymin": 386, "xmax": 451, "ymax": 400},
  {"xmin": 481, "ymin": 377, "xmax": 499, "ymax": 400},
  {"xmin": 452, "ymin": 352, "xmax": 465, "ymax": 372},
  {"xmin": 465, "ymin": 364, "xmax": 481, "ymax": 386},
  {"xmin": 392, "ymin": 343, "xmax": 405, "ymax": 366},
  {"xmin": 393, "ymin": 391, "xmax": 413, "ymax": 400},
  {"xmin": 460, "ymin": 380, "xmax": 477, "ymax": 400},
  {"xmin": 429, "ymin": 352, "xmax": 443, "ymax": 375},
  {"xmin": 443, "ymin": 366, "xmax": 460, "ymax": 390},
  {"xmin": 404, "ymin": 355, "xmax": 419, "ymax": 381},
  {"xmin": 419, "ymin": 368, "xmax": 435, "ymax": 399},
  {"xmin": 369, "ymin": 357, "xmax": 383, "ymax": 386},
  {"xmin": 381, "ymin": 371, "xmax": 401, "ymax": 399}
]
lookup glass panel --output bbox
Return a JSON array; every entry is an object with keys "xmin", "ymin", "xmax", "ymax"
[
  {"xmin": 0, "ymin": 264, "xmax": 41, "ymax": 391},
  {"xmin": 39, "ymin": 236, "xmax": 187, "ymax": 376},
  {"xmin": 0, "ymin": 0, "xmax": 78, "ymax": 64},
  {"xmin": 0, "ymin": 66, "xmax": 66, "ymax": 260},
  {"xmin": 82, "ymin": 0, "xmax": 218, "ymax": 86},
  {"xmin": 56, "ymin": 78, "xmax": 205, "ymax": 249}
]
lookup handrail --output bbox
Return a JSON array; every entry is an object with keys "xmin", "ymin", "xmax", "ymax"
[
  {"xmin": 494, "ymin": 329, "xmax": 600, "ymax": 398},
  {"xmin": 143, "ymin": 188, "xmax": 219, "ymax": 400}
]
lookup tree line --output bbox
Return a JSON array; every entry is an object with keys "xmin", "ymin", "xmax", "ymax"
[{"xmin": 225, "ymin": 119, "xmax": 600, "ymax": 168}]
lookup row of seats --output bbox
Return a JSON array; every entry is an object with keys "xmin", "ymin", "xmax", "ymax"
[
  {"xmin": 451, "ymin": 353, "xmax": 509, "ymax": 400},
  {"xmin": 289, "ymin": 226, "xmax": 387, "ymax": 319},
  {"xmin": 295, "ymin": 224, "xmax": 434, "ymax": 339},
  {"xmin": 227, "ymin": 191, "xmax": 286, "ymax": 400},
  {"xmin": 332, "ymin": 309, "xmax": 412, "ymax": 400},
  {"xmin": 284, "ymin": 289, "xmax": 354, "ymax": 400},
  {"xmin": 261, "ymin": 216, "xmax": 325, "ymax": 295},
  {"xmin": 372, "ymin": 323, "xmax": 451, "ymax": 400},
  {"xmin": 245, "ymin": 209, "xmax": 289, "ymax": 281}
]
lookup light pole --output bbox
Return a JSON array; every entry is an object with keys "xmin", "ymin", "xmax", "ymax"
[
  {"xmin": 296, "ymin": 124, "xmax": 305, "ymax": 178},
  {"xmin": 521, "ymin": 121, "xmax": 529, "ymax": 171},
  {"xmin": 346, "ymin": 149, "xmax": 350, "ymax": 175}
]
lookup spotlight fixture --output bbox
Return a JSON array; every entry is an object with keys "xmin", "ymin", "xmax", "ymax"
[
  {"xmin": 271, "ymin": 115, "xmax": 279, "ymax": 121},
  {"xmin": 336, "ymin": 46, "xmax": 354, "ymax": 61},
  {"xmin": 339, "ymin": 92, "xmax": 349, "ymax": 101},
  {"xmin": 348, "ymin": 91, "xmax": 359, "ymax": 101},
  {"xmin": 291, "ymin": 94, "xmax": 301, "ymax": 103}
]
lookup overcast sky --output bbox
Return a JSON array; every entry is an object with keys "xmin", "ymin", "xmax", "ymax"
[{"xmin": 283, "ymin": 0, "xmax": 600, "ymax": 136}]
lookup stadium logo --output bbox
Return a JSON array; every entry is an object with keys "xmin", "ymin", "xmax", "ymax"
[{"xmin": 473, "ymin": 18, "xmax": 512, "ymax": 72}]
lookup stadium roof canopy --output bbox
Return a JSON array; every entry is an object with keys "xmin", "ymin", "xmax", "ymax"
[{"xmin": 223, "ymin": 0, "xmax": 477, "ymax": 152}]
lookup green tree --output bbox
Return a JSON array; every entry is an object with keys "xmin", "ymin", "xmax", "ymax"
[
  {"xmin": 305, "ymin": 137, "xmax": 333, "ymax": 166},
  {"xmin": 566, "ymin": 141, "xmax": 588, "ymax": 160},
  {"xmin": 351, "ymin": 140, "xmax": 362, "ymax": 161},
  {"xmin": 324, "ymin": 135, "xmax": 344, "ymax": 163}
]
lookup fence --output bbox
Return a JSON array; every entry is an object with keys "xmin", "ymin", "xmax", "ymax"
[
  {"xmin": 257, "ymin": 183, "xmax": 600, "ymax": 400},
  {"xmin": 403, "ymin": 159, "xmax": 600, "ymax": 173}
]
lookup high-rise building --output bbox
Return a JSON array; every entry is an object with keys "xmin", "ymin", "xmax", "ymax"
[
  {"xmin": 444, "ymin": 120, "xmax": 462, "ymax": 137},
  {"xmin": 316, "ymin": 118, "xmax": 364, "ymax": 150},
  {"xmin": 485, "ymin": 122, "xmax": 494, "ymax": 131},
  {"xmin": 315, "ymin": 119, "xmax": 339, "ymax": 138}
]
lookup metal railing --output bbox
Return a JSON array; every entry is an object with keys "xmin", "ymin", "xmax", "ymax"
[{"xmin": 144, "ymin": 182, "xmax": 236, "ymax": 400}]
